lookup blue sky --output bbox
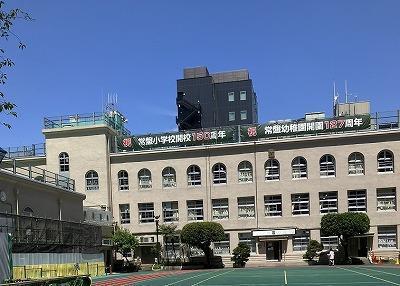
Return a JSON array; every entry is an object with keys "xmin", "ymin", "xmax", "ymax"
[{"xmin": 1, "ymin": 0, "xmax": 400, "ymax": 147}]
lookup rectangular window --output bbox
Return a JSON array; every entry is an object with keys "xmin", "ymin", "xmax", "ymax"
[
  {"xmin": 320, "ymin": 235, "xmax": 339, "ymax": 251},
  {"xmin": 228, "ymin": 112, "xmax": 235, "ymax": 122},
  {"xmin": 119, "ymin": 204, "xmax": 130, "ymax": 224},
  {"xmin": 162, "ymin": 201, "xmax": 179, "ymax": 222},
  {"xmin": 214, "ymin": 234, "xmax": 230, "ymax": 255},
  {"xmin": 228, "ymin": 92, "xmax": 235, "ymax": 102},
  {"xmin": 378, "ymin": 226, "xmax": 397, "ymax": 248},
  {"xmin": 187, "ymin": 200, "xmax": 204, "ymax": 221},
  {"xmin": 348, "ymin": 190, "xmax": 367, "ymax": 212},
  {"xmin": 212, "ymin": 198, "xmax": 229, "ymax": 220},
  {"xmin": 319, "ymin": 192, "xmax": 338, "ymax": 214},
  {"xmin": 240, "ymin": 91, "xmax": 247, "ymax": 101},
  {"xmin": 292, "ymin": 193, "xmax": 310, "ymax": 216},
  {"xmin": 238, "ymin": 196, "xmax": 255, "ymax": 219},
  {"xmin": 238, "ymin": 232, "xmax": 256, "ymax": 253},
  {"xmin": 138, "ymin": 203, "xmax": 154, "ymax": 223},
  {"xmin": 264, "ymin": 195, "xmax": 282, "ymax": 217},
  {"xmin": 293, "ymin": 230, "xmax": 310, "ymax": 251},
  {"xmin": 165, "ymin": 235, "xmax": 180, "ymax": 258},
  {"xmin": 240, "ymin": 110, "xmax": 247, "ymax": 120},
  {"xmin": 377, "ymin": 188, "xmax": 396, "ymax": 211}
]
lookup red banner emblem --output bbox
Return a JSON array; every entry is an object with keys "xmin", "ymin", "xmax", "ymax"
[{"xmin": 122, "ymin": 138, "xmax": 132, "ymax": 148}]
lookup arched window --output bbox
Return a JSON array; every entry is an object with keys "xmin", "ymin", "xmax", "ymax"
[
  {"xmin": 348, "ymin": 152, "xmax": 364, "ymax": 175},
  {"xmin": 265, "ymin": 159, "xmax": 280, "ymax": 181},
  {"xmin": 22, "ymin": 207, "xmax": 34, "ymax": 216},
  {"xmin": 85, "ymin": 170, "xmax": 99, "ymax": 191},
  {"xmin": 377, "ymin": 150, "xmax": 394, "ymax": 173},
  {"xmin": 187, "ymin": 165, "xmax": 201, "ymax": 186},
  {"xmin": 59, "ymin": 152, "xmax": 69, "ymax": 172},
  {"xmin": 213, "ymin": 163, "xmax": 227, "ymax": 184},
  {"xmin": 292, "ymin": 157, "xmax": 307, "ymax": 179},
  {"xmin": 118, "ymin": 170, "xmax": 129, "ymax": 191},
  {"xmin": 320, "ymin": 154, "xmax": 336, "ymax": 177},
  {"xmin": 162, "ymin": 167, "xmax": 176, "ymax": 188},
  {"xmin": 238, "ymin": 161, "xmax": 253, "ymax": 183},
  {"xmin": 138, "ymin": 168, "xmax": 152, "ymax": 189}
]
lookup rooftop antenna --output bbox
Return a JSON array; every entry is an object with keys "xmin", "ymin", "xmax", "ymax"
[{"xmin": 345, "ymin": 80, "xmax": 348, "ymax": 103}]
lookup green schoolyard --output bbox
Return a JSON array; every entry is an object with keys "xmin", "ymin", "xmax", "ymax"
[{"xmin": 130, "ymin": 266, "xmax": 400, "ymax": 286}]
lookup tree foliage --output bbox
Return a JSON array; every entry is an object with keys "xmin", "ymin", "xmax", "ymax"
[
  {"xmin": 112, "ymin": 227, "xmax": 139, "ymax": 262},
  {"xmin": 231, "ymin": 243, "xmax": 251, "ymax": 268},
  {"xmin": 303, "ymin": 240, "xmax": 324, "ymax": 261},
  {"xmin": 180, "ymin": 222, "xmax": 225, "ymax": 267},
  {"xmin": 321, "ymin": 212, "xmax": 370, "ymax": 262},
  {"xmin": 0, "ymin": 1, "xmax": 32, "ymax": 128}
]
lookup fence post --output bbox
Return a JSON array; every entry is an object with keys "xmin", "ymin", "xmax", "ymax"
[
  {"xmin": 87, "ymin": 262, "xmax": 89, "ymax": 275},
  {"xmin": 29, "ymin": 166, "xmax": 32, "ymax": 179},
  {"xmin": 13, "ymin": 159, "xmax": 16, "ymax": 174},
  {"xmin": 24, "ymin": 265, "xmax": 26, "ymax": 279},
  {"xmin": 97, "ymin": 264, "xmax": 99, "ymax": 276}
]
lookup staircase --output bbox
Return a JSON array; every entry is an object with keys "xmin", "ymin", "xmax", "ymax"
[{"xmin": 221, "ymin": 253, "xmax": 308, "ymax": 268}]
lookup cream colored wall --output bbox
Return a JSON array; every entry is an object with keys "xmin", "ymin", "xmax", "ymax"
[
  {"xmin": 43, "ymin": 127, "xmax": 113, "ymax": 210},
  {"xmin": 108, "ymin": 131, "xmax": 400, "ymax": 256},
  {"xmin": 0, "ymin": 170, "xmax": 84, "ymax": 222}
]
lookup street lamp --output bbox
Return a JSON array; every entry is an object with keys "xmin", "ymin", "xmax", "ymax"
[{"xmin": 154, "ymin": 215, "xmax": 160, "ymax": 264}]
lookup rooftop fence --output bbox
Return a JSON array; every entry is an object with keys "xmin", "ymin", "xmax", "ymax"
[
  {"xmin": 0, "ymin": 159, "xmax": 75, "ymax": 192},
  {"xmin": 2, "ymin": 143, "xmax": 45, "ymax": 159},
  {"xmin": 43, "ymin": 111, "xmax": 131, "ymax": 136}
]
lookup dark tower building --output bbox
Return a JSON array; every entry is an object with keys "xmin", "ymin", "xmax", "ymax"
[{"xmin": 176, "ymin": 66, "xmax": 258, "ymax": 130}]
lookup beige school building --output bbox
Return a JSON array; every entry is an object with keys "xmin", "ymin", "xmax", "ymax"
[{"xmin": 3, "ymin": 110, "xmax": 400, "ymax": 265}]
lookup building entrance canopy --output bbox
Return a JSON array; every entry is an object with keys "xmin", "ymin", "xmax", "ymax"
[{"xmin": 252, "ymin": 228, "xmax": 296, "ymax": 237}]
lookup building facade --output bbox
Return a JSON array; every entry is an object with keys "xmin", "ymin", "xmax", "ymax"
[
  {"xmin": 3, "ymin": 110, "xmax": 400, "ymax": 265},
  {"xmin": 177, "ymin": 66, "xmax": 258, "ymax": 130}
]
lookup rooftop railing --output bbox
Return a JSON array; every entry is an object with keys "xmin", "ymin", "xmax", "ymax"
[
  {"xmin": 2, "ymin": 143, "xmax": 46, "ymax": 159},
  {"xmin": 0, "ymin": 159, "xmax": 75, "ymax": 192},
  {"xmin": 43, "ymin": 112, "xmax": 131, "ymax": 136}
]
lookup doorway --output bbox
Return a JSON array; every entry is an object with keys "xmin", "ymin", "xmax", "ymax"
[{"xmin": 266, "ymin": 241, "xmax": 282, "ymax": 261}]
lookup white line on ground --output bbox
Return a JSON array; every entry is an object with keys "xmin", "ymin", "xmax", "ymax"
[
  {"xmin": 163, "ymin": 270, "xmax": 221, "ymax": 286},
  {"xmin": 190, "ymin": 269, "xmax": 235, "ymax": 286},
  {"xmin": 284, "ymin": 270, "xmax": 288, "ymax": 285},
  {"xmin": 355, "ymin": 266, "xmax": 400, "ymax": 277},
  {"xmin": 338, "ymin": 267, "xmax": 400, "ymax": 286}
]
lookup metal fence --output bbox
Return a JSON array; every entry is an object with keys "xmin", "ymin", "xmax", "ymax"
[
  {"xmin": 43, "ymin": 112, "xmax": 131, "ymax": 136},
  {"xmin": 0, "ymin": 160, "xmax": 75, "ymax": 192},
  {"xmin": 2, "ymin": 144, "xmax": 45, "ymax": 160},
  {"xmin": 0, "ymin": 213, "xmax": 102, "ymax": 249}
]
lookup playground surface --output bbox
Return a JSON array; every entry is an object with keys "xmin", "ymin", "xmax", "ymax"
[{"xmin": 92, "ymin": 265, "xmax": 400, "ymax": 286}]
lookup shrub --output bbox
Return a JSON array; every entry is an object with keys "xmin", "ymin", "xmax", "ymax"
[
  {"xmin": 303, "ymin": 240, "xmax": 323, "ymax": 261},
  {"xmin": 231, "ymin": 243, "xmax": 251, "ymax": 268}
]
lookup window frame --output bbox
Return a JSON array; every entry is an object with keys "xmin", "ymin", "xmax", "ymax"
[
  {"xmin": 264, "ymin": 195, "xmax": 282, "ymax": 217},
  {"xmin": 119, "ymin": 204, "xmax": 130, "ymax": 224},
  {"xmin": 378, "ymin": 226, "xmax": 397, "ymax": 248},
  {"xmin": 59, "ymin": 152, "xmax": 70, "ymax": 172},
  {"xmin": 291, "ymin": 193, "xmax": 310, "ymax": 216},
  {"xmin": 240, "ymin": 90, "xmax": 247, "ymax": 101},
  {"xmin": 319, "ymin": 191, "xmax": 338, "ymax": 214},
  {"xmin": 237, "ymin": 196, "xmax": 255, "ymax": 219},
  {"xmin": 187, "ymin": 200, "xmax": 204, "ymax": 221},
  {"xmin": 213, "ymin": 163, "xmax": 227, "ymax": 185},
  {"xmin": 348, "ymin": 152, "xmax": 365, "ymax": 175},
  {"xmin": 348, "ymin": 189, "xmax": 367, "ymax": 212},
  {"xmin": 214, "ymin": 234, "xmax": 230, "ymax": 255},
  {"xmin": 320, "ymin": 154, "xmax": 336, "ymax": 177},
  {"xmin": 228, "ymin": 111, "xmax": 235, "ymax": 122},
  {"xmin": 377, "ymin": 188, "xmax": 396, "ymax": 211},
  {"xmin": 138, "ymin": 168, "xmax": 152, "ymax": 189},
  {"xmin": 293, "ymin": 230, "xmax": 310, "ymax": 252},
  {"xmin": 228, "ymin": 92, "xmax": 235, "ymax": 102},
  {"xmin": 238, "ymin": 161, "xmax": 253, "ymax": 183},
  {"xmin": 85, "ymin": 170, "xmax": 99, "ymax": 191},
  {"xmin": 118, "ymin": 170, "xmax": 129, "ymax": 191},
  {"xmin": 240, "ymin": 110, "xmax": 247, "ymax": 120},
  {"xmin": 187, "ymin": 165, "xmax": 201, "ymax": 186},
  {"xmin": 162, "ymin": 201, "xmax": 179, "ymax": 222},
  {"xmin": 238, "ymin": 232, "xmax": 256, "ymax": 253},
  {"xmin": 138, "ymin": 203, "xmax": 155, "ymax": 224},
  {"xmin": 265, "ymin": 159, "xmax": 280, "ymax": 181},
  {"xmin": 162, "ymin": 167, "xmax": 177, "ymax": 188},
  {"xmin": 212, "ymin": 198, "xmax": 229, "ymax": 220},
  {"xmin": 292, "ymin": 156, "xmax": 307, "ymax": 179},
  {"xmin": 377, "ymin": 150, "xmax": 394, "ymax": 173}
]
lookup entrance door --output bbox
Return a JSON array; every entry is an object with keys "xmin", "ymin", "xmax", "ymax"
[
  {"xmin": 266, "ymin": 241, "xmax": 282, "ymax": 261},
  {"xmin": 358, "ymin": 237, "xmax": 368, "ymax": 257}
]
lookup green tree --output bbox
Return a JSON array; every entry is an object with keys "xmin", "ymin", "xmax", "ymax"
[
  {"xmin": 159, "ymin": 223, "xmax": 180, "ymax": 262},
  {"xmin": 231, "ymin": 243, "xmax": 251, "ymax": 268},
  {"xmin": 112, "ymin": 227, "xmax": 139, "ymax": 263},
  {"xmin": 303, "ymin": 240, "xmax": 324, "ymax": 261},
  {"xmin": 180, "ymin": 222, "xmax": 225, "ymax": 267},
  {"xmin": 0, "ymin": 1, "xmax": 32, "ymax": 128},
  {"xmin": 321, "ymin": 212, "xmax": 370, "ymax": 262}
]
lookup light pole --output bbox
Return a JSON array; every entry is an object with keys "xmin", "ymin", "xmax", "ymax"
[{"xmin": 154, "ymin": 215, "xmax": 160, "ymax": 264}]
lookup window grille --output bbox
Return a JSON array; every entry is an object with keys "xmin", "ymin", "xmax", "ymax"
[
  {"xmin": 320, "ymin": 154, "xmax": 336, "ymax": 177},
  {"xmin": 238, "ymin": 161, "xmax": 253, "ymax": 183},
  {"xmin": 265, "ymin": 159, "xmax": 280, "ymax": 181},
  {"xmin": 212, "ymin": 198, "xmax": 229, "ymax": 220},
  {"xmin": 348, "ymin": 152, "xmax": 364, "ymax": 175},
  {"xmin": 264, "ymin": 195, "xmax": 282, "ymax": 217},
  {"xmin": 162, "ymin": 167, "xmax": 176, "ymax": 188},
  {"xmin": 319, "ymin": 192, "xmax": 338, "ymax": 214},
  {"xmin": 138, "ymin": 168, "xmax": 152, "ymax": 189},
  {"xmin": 292, "ymin": 193, "xmax": 309, "ymax": 215},
  {"xmin": 238, "ymin": 196, "xmax": 255, "ymax": 218},
  {"xmin": 187, "ymin": 200, "xmax": 204, "ymax": 221},
  {"xmin": 138, "ymin": 203, "xmax": 154, "ymax": 223},
  {"xmin": 118, "ymin": 170, "xmax": 129, "ymax": 191},
  {"xmin": 377, "ymin": 150, "xmax": 394, "ymax": 173},
  {"xmin": 85, "ymin": 170, "xmax": 99, "ymax": 191},
  {"xmin": 292, "ymin": 157, "xmax": 307, "ymax": 179},
  {"xmin": 213, "ymin": 163, "xmax": 227, "ymax": 184},
  {"xmin": 187, "ymin": 165, "xmax": 201, "ymax": 186}
]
